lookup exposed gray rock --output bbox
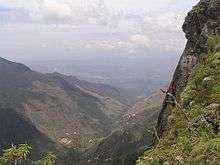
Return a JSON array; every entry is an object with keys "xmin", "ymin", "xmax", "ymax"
[
  {"xmin": 202, "ymin": 76, "xmax": 214, "ymax": 86},
  {"xmin": 203, "ymin": 76, "xmax": 213, "ymax": 83},
  {"xmin": 157, "ymin": 0, "xmax": 220, "ymax": 137},
  {"xmin": 206, "ymin": 103, "xmax": 220, "ymax": 110}
]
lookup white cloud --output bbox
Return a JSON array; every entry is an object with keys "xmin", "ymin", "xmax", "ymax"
[
  {"xmin": 83, "ymin": 34, "xmax": 151, "ymax": 54},
  {"xmin": 0, "ymin": 0, "xmax": 200, "ymax": 58},
  {"xmin": 0, "ymin": 0, "xmax": 112, "ymax": 24},
  {"xmin": 142, "ymin": 12, "xmax": 184, "ymax": 33},
  {"xmin": 35, "ymin": 1, "xmax": 73, "ymax": 21},
  {"xmin": 120, "ymin": 10, "xmax": 188, "ymax": 51},
  {"xmin": 84, "ymin": 40, "xmax": 132, "ymax": 51},
  {"xmin": 129, "ymin": 34, "xmax": 150, "ymax": 47}
]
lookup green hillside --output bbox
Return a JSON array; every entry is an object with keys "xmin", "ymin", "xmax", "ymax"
[
  {"xmin": 137, "ymin": 36, "xmax": 220, "ymax": 164},
  {"xmin": 0, "ymin": 57, "xmax": 119, "ymax": 153}
]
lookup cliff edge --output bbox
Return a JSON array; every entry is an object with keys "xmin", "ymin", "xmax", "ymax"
[
  {"xmin": 137, "ymin": 0, "xmax": 220, "ymax": 164},
  {"xmin": 157, "ymin": 0, "xmax": 220, "ymax": 137}
]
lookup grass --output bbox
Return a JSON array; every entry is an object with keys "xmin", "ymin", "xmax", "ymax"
[{"xmin": 137, "ymin": 36, "xmax": 220, "ymax": 165}]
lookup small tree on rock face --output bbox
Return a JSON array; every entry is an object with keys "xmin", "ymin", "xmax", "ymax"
[{"xmin": 0, "ymin": 144, "xmax": 56, "ymax": 165}]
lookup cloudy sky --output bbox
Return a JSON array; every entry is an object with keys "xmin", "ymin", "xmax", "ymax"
[{"xmin": 0, "ymin": 0, "xmax": 199, "ymax": 61}]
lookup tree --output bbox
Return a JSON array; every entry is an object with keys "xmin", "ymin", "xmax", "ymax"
[{"xmin": 0, "ymin": 144, "xmax": 56, "ymax": 165}]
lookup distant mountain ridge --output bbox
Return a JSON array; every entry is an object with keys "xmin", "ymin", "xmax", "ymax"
[
  {"xmin": 0, "ymin": 57, "xmax": 128, "ymax": 152},
  {"xmin": 0, "ymin": 57, "xmax": 165, "ymax": 164}
]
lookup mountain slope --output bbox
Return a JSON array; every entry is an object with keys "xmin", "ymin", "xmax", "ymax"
[
  {"xmin": 62, "ymin": 89, "xmax": 165, "ymax": 165},
  {"xmin": 0, "ymin": 108, "xmax": 55, "ymax": 159},
  {"xmin": 0, "ymin": 57, "xmax": 128, "ymax": 152},
  {"xmin": 49, "ymin": 72, "xmax": 130, "ymax": 105},
  {"xmin": 137, "ymin": 0, "xmax": 220, "ymax": 164},
  {"xmin": 49, "ymin": 72, "xmax": 128, "ymax": 120},
  {"xmin": 128, "ymin": 89, "xmax": 166, "ymax": 114}
]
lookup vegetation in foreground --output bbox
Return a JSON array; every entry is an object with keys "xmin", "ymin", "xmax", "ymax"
[
  {"xmin": 137, "ymin": 36, "xmax": 220, "ymax": 165},
  {"xmin": 0, "ymin": 144, "xmax": 55, "ymax": 165}
]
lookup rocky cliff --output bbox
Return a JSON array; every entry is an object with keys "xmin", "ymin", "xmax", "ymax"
[
  {"xmin": 157, "ymin": 0, "xmax": 220, "ymax": 137},
  {"xmin": 137, "ymin": 0, "xmax": 220, "ymax": 164}
]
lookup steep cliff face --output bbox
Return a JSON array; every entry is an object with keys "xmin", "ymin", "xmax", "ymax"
[
  {"xmin": 157, "ymin": 0, "xmax": 220, "ymax": 136},
  {"xmin": 137, "ymin": 0, "xmax": 220, "ymax": 164}
]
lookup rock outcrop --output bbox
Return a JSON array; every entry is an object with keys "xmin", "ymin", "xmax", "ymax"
[
  {"xmin": 157, "ymin": 0, "xmax": 220, "ymax": 137},
  {"xmin": 137, "ymin": 1, "xmax": 220, "ymax": 164}
]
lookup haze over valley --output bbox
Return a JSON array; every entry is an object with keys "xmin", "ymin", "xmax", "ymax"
[
  {"xmin": 0, "ymin": 0, "xmax": 198, "ymax": 102},
  {"xmin": 1, "ymin": 1, "xmax": 217, "ymax": 165}
]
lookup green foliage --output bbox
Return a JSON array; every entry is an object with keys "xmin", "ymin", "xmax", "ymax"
[
  {"xmin": 0, "ymin": 144, "xmax": 56, "ymax": 165},
  {"xmin": 137, "ymin": 36, "xmax": 220, "ymax": 165},
  {"xmin": 34, "ymin": 153, "xmax": 56, "ymax": 165},
  {"xmin": 0, "ymin": 144, "xmax": 31, "ymax": 165}
]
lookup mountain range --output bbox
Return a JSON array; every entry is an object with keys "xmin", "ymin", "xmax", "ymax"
[
  {"xmin": 1, "ymin": 0, "xmax": 217, "ymax": 164},
  {"xmin": 0, "ymin": 56, "xmax": 163, "ymax": 164}
]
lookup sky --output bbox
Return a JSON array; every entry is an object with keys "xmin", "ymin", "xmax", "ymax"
[{"xmin": 0, "ymin": 0, "xmax": 199, "ymax": 61}]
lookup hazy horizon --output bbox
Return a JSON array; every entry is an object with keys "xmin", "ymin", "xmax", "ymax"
[
  {"xmin": 0, "ymin": 0, "xmax": 198, "ymax": 61},
  {"xmin": 0, "ymin": 0, "xmax": 199, "ymax": 98}
]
